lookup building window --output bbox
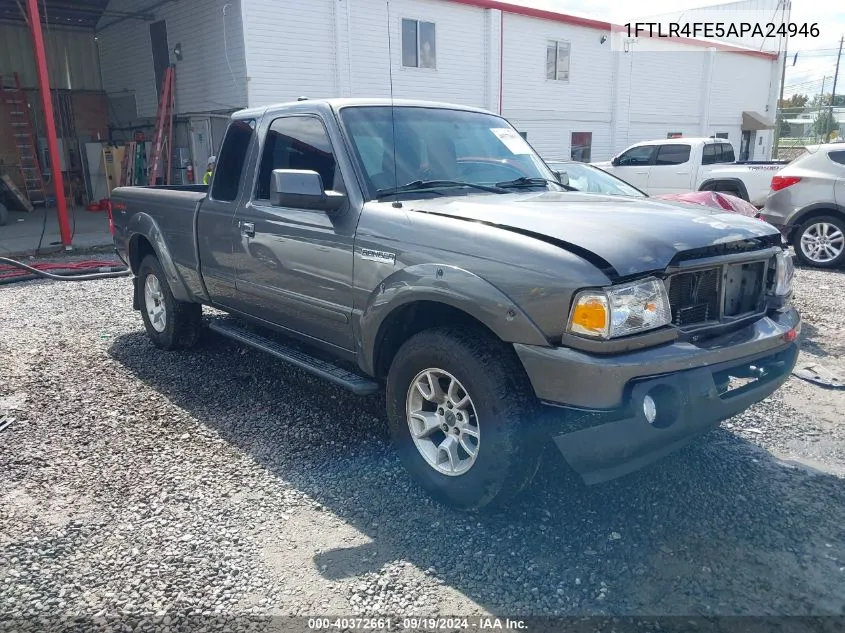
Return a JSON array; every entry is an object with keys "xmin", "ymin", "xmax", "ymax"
[
  {"xmin": 402, "ymin": 19, "xmax": 436, "ymax": 68},
  {"xmin": 715, "ymin": 132, "xmax": 729, "ymax": 139},
  {"xmin": 571, "ymin": 132, "xmax": 592, "ymax": 161},
  {"xmin": 546, "ymin": 40, "xmax": 570, "ymax": 81},
  {"xmin": 667, "ymin": 132, "xmax": 683, "ymax": 139}
]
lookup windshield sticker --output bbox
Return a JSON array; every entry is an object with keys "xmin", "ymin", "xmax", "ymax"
[{"xmin": 491, "ymin": 128, "xmax": 532, "ymax": 155}]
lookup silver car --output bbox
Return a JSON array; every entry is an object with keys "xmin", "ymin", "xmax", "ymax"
[{"xmin": 759, "ymin": 144, "xmax": 845, "ymax": 268}]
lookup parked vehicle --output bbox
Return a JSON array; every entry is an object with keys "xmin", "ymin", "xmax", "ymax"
[
  {"xmin": 110, "ymin": 98, "xmax": 800, "ymax": 510},
  {"xmin": 592, "ymin": 137, "xmax": 787, "ymax": 206},
  {"xmin": 546, "ymin": 160, "xmax": 762, "ymax": 217},
  {"xmin": 759, "ymin": 144, "xmax": 845, "ymax": 268},
  {"xmin": 545, "ymin": 160, "xmax": 647, "ymax": 197},
  {"xmin": 656, "ymin": 191, "xmax": 762, "ymax": 218}
]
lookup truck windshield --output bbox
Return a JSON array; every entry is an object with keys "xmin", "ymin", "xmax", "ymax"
[{"xmin": 339, "ymin": 106, "xmax": 562, "ymax": 199}]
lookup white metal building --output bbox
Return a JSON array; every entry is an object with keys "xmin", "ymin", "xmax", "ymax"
[{"xmin": 93, "ymin": 0, "xmax": 782, "ymax": 170}]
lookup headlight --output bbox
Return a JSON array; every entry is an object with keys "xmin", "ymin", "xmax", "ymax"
[
  {"xmin": 773, "ymin": 250, "xmax": 794, "ymax": 296},
  {"xmin": 567, "ymin": 277, "xmax": 672, "ymax": 340}
]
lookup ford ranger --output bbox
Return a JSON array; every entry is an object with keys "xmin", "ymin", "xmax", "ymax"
[
  {"xmin": 593, "ymin": 137, "xmax": 787, "ymax": 206},
  {"xmin": 110, "ymin": 98, "xmax": 801, "ymax": 510}
]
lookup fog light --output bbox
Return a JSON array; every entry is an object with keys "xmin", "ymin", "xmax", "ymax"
[{"xmin": 643, "ymin": 394, "xmax": 657, "ymax": 424}]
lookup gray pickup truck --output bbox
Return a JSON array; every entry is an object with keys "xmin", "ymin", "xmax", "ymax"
[{"xmin": 110, "ymin": 98, "xmax": 801, "ymax": 510}]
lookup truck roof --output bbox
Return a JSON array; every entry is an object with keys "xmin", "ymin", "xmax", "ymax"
[
  {"xmin": 627, "ymin": 137, "xmax": 734, "ymax": 147},
  {"xmin": 232, "ymin": 98, "xmax": 499, "ymax": 120}
]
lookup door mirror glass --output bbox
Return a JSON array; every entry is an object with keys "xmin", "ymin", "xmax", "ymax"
[{"xmin": 270, "ymin": 169, "xmax": 345, "ymax": 212}]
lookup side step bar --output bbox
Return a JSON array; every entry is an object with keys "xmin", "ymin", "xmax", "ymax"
[{"xmin": 208, "ymin": 320, "xmax": 381, "ymax": 396}]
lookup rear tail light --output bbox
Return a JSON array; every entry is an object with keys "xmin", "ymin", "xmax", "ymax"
[{"xmin": 771, "ymin": 175, "xmax": 801, "ymax": 191}]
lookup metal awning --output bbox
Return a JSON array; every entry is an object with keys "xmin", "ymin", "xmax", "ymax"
[{"xmin": 742, "ymin": 110, "xmax": 775, "ymax": 131}]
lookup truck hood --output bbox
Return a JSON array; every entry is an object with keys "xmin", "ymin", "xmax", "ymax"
[{"xmin": 405, "ymin": 191, "xmax": 781, "ymax": 279}]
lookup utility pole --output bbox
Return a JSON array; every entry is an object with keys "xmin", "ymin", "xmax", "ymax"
[
  {"xmin": 773, "ymin": 0, "xmax": 791, "ymax": 158},
  {"xmin": 815, "ymin": 76, "xmax": 828, "ymax": 141},
  {"xmin": 826, "ymin": 35, "xmax": 843, "ymax": 143}
]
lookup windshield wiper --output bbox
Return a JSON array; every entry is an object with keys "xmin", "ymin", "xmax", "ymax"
[
  {"xmin": 375, "ymin": 179, "xmax": 508, "ymax": 199},
  {"xmin": 495, "ymin": 176, "xmax": 578, "ymax": 191}
]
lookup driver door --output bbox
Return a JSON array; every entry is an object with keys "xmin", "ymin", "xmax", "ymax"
[
  {"xmin": 611, "ymin": 145, "xmax": 656, "ymax": 190},
  {"xmin": 231, "ymin": 114, "xmax": 358, "ymax": 351}
]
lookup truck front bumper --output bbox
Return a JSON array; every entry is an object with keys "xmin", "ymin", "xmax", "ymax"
[{"xmin": 514, "ymin": 307, "xmax": 801, "ymax": 484}]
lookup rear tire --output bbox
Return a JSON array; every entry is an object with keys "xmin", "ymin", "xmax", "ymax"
[
  {"xmin": 137, "ymin": 254, "xmax": 202, "ymax": 350},
  {"xmin": 793, "ymin": 215, "xmax": 845, "ymax": 269},
  {"xmin": 385, "ymin": 326, "xmax": 543, "ymax": 511}
]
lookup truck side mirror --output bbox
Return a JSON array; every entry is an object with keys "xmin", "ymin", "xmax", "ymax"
[
  {"xmin": 554, "ymin": 171, "xmax": 569, "ymax": 186},
  {"xmin": 269, "ymin": 169, "xmax": 346, "ymax": 212},
  {"xmin": 610, "ymin": 156, "xmax": 620, "ymax": 167}
]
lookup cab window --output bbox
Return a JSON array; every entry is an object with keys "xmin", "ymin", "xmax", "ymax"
[
  {"xmin": 654, "ymin": 144, "xmax": 691, "ymax": 165},
  {"xmin": 617, "ymin": 145, "xmax": 655, "ymax": 166}
]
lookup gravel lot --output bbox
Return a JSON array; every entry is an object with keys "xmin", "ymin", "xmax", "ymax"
[{"xmin": 2, "ymin": 256, "xmax": 845, "ymax": 631}]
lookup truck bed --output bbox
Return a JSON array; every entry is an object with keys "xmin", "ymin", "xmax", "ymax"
[{"xmin": 111, "ymin": 185, "xmax": 209, "ymax": 300}]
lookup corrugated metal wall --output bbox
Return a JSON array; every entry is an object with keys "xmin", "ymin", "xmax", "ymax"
[{"xmin": 0, "ymin": 23, "xmax": 102, "ymax": 90}]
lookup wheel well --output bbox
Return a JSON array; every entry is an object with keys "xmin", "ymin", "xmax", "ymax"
[
  {"xmin": 373, "ymin": 301, "xmax": 499, "ymax": 378},
  {"xmin": 700, "ymin": 179, "xmax": 747, "ymax": 200},
  {"xmin": 793, "ymin": 208, "xmax": 845, "ymax": 230},
  {"xmin": 128, "ymin": 234, "xmax": 155, "ymax": 274}
]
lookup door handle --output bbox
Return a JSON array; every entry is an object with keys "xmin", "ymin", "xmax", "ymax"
[{"xmin": 240, "ymin": 222, "xmax": 255, "ymax": 238}]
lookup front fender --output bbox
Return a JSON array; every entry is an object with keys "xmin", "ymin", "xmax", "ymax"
[
  {"xmin": 127, "ymin": 212, "xmax": 193, "ymax": 303},
  {"xmin": 356, "ymin": 263, "xmax": 551, "ymax": 376}
]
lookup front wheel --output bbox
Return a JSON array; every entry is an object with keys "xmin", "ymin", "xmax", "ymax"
[
  {"xmin": 137, "ymin": 255, "xmax": 203, "ymax": 350},
  {"xmin": 385, "ymin": 327, "xmax": 543, "ymax": 510},
  {"xmin": 793, "ymin": 216, "xmax": 845, "ymax": 268}
]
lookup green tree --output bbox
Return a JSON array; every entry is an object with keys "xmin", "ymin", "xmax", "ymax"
[
  {"xmin": 779, "ymin": 93, "xmax": 809, "ymax": 109},
  {"xmin": 813, "ymin": 109, "xmax": 837, "ymax": 137}
]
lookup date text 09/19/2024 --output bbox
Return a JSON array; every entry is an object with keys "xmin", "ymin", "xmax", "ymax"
[
  {"xmin": 307, "ymin": 617, "xmax": 528, "ymax": 630},
  {"xmin": 624, "ymin": 22, "xmax": 819, "ymax": 39}
]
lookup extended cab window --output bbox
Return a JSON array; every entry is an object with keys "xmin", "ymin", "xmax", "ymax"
[
  {"xmin": 655, "ymin": 144, "xmax": 691, "ymax": 165},
  {"xmin": 255, "ymin": 116, "xmax": 340, "ymax": 200},
  {"xmin": 702, "ymin": 144, "xmax": 717, "ymax": 165},
  {"xmin": 617, "ymin": 145, "xmax": 655, "ymax": 166},
  {"xmin": 211, "ymin": 119, "xmax": 255, "ymax": 202}
]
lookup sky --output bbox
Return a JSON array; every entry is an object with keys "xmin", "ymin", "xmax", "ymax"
[{"xmin": 504, "ymin": 0, "xmax": 844, "ymax": 100}]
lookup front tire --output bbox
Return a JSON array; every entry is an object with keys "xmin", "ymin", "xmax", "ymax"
[
  {"xmin": 793, "ymin": 216, "xmax": 845, "ymax": 268},
  {"xmin": 137, "ymin": 255, "xmax": 202, "ymax": 350},
  {"xmin": 385, "ymin": 326, "xmax": 543, "ymax": 511}
]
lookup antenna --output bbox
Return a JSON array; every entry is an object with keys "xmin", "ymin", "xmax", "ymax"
[{"xmin": 386, "ymin": 0, "xmax": 401, "ymax": 207}]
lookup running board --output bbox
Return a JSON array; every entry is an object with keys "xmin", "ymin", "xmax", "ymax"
[{"xmin": 208, "ymin": 320, "xmax": 380, "ymax": 396}]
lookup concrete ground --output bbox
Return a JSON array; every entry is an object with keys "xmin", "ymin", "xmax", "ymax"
[{"xmin": 0, "ymin": 206, "xmax": 113, "ymax": 257}]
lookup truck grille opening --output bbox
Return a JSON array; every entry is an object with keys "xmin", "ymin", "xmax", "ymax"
[
  {"xmin": 667, "ymin": 268, "xmax": 721, "ymax": 326},
  {"xmin": 723, "ymin": 261, "xmax": 766, "ymax": 317},
  {"xmin": 666, "ymin": 259, "xmax": 768, "ymax": 329}
]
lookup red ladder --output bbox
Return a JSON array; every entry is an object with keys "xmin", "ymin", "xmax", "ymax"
[
  {"xmin": 1, "ymin": 72, "xmax": 47, "ymax": 208},
  {"xmin": 148, "ymin": 65, "xmax": 176, "ymax": 186}
]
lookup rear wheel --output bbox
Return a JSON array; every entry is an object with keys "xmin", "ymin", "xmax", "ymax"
[
  {"xmin": 385, "ymin": 326, "xmax": 543, "ymax": 510},
  {"xmin": 138, "ymin": 254, "xmax": 203, "ymax": 350},
  {"xmin": 793, "ymin": 215, "xmax": 845, "ymax": 268}
]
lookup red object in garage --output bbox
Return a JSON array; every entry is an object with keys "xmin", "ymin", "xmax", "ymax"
[{"xmin": 656, "ymin": 190, "xmax": 761, "ymax": 218}]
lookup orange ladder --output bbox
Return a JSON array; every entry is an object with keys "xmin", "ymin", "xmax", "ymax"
[
  {"xmin": 1, "ymin": 72, "xmax": 47, "ymax": 208},
  {"xmin": 148, "ymin": 65, "xmax": 176, "ymax": 186}
]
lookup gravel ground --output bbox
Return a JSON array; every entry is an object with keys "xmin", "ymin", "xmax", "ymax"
[{"xmin": 1, "ymin": 258, "xmax": 845, "ymax": 632}]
